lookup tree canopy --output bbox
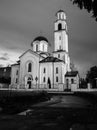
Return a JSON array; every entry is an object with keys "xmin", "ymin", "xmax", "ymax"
[
  {"xmin": 70, "ymin": 0, "xmax": 97, "ymax": 21},
  {"xmin": 86, "ymin": 66, "xmax": 97, "ymax": 88}
]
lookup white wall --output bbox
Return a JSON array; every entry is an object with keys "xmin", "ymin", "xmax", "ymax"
[
  {"xmin": 40, "ymin": 41, "xmax": 48, "ymax": 52},
  {"xmin": 19, "ymin": 51, "xmax": 41, "ymax": 85},
  {"xmin": 33, "ymin": 40, "xmax": 48, "ymax": 52},
  {"xmin": 65, "ymin": 75, "xmax": 79, "ymax": 90},
  {"xmin": 40, "ymin": 62, "xmax": 66, "ymax": 88},
  {"xmin": 53, "ymin": 52, "xmax": 65, "ymax": 61},
  {"xmin": 53, "ymin": 51, "xmax": 70, "ymax": 72},
  {"xmin": 54, "ymin": 30, "xmax": 68, "ymax": 52},
  {"xmin": 40, "ymin": 63, "xmax": 53, "ymax": 86}
]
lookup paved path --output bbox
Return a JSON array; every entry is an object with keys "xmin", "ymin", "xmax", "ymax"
[{"xmin": 32, "ymin": 95, "xmax": 92, "ymax": 108}]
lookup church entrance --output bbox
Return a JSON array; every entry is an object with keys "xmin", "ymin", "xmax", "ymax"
[
  {"xmin": 27, "ymin": 81, "xmax": 31, "ymax": 89},
  {"xmin": 24, "ymin": 74, "xmax": 33, "ymax": 89},
  {"xmin": 27, "ymin": 78, "xmax": 32, "ymax": 89}
]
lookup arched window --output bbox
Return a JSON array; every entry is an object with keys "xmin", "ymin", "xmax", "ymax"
[
  {"xmin": 16, "ymin": 70, "xmax": 18, "ymax": 75},
  {"xmin": 56, "ymin": 76, "xmax": 58, "ymax": 82},
  {"xmin": 58, "ymin": 23, "xmax": 62, "ymax": 30},
  {"xmin": 36, "ymin": 44, "xmax": 38, "ymax": 52},
  {"xmin": 71, "ymin": 79, "xmax": 74, "ymax": 84},
  {"xmin": 43, "ymin": 68, "xmax": 46, "ymax": 73},
  {"xmin": 43, "ymin": 77, "xmax": 46, "ymax": 82},
  {"xmin": 28, "ymin": 63, "xmax": 32, "ymax": 72},
  {"xmin": 56, "ymin": 67, "xmax": 58, "ymax": 74}
]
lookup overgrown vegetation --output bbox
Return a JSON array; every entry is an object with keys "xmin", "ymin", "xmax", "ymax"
[{"xmin": 86, "ymin": 66, "xmax": 97, "ymax": 88}]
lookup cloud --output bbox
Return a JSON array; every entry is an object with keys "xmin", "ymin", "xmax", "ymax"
[
  {"xmin": 0, "ymin": 57, "xmax": 8, "ymax": 61},
  {"xmin": 0, "ymin": 48, "xmax": 21, "ymax": 67},
  {"xmin": 0, "ymin": 53, "xmax": 9, "ymax": 61},
  {"xmin": 0, "ymin": 64, "xmax": 4, "ymax": 67},
  {"xmin": 69, "ymin": 37, "xmax": 97, "ymax": 77}
]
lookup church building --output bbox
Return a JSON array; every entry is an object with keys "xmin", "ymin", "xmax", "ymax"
[{"xmin": 10, "ymin": 10, "xmax": 79, "ymax": 91}]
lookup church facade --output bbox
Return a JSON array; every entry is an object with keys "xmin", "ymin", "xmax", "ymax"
[{"xmin": 10, "ymin": 10, "xmax": 79, "ymax": 91}]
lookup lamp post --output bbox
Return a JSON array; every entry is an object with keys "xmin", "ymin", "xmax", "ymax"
[
  {"xmin": 52, "ymin": 62, "xmax": 54, "ymax": 89},
  {"xmin": 31, "ymin": 76, "xmax": 33, "ymax": 89}
]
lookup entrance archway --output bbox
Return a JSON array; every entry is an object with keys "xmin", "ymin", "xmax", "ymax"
[
  {"xmin": 27, "ymin": 77, "xmax": 32, "ymax": 89},
  {"xmin": 24, "ymin": 74, "xmax": 33, "ymax": 89}
]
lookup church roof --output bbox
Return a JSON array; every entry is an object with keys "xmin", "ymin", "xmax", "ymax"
[
  {"xmin": 19, "ymin": 49, "xmax": 44, "ymax": 58},
  {"xmin": 33, "ymin": 36, "xmax": 48, "ymax": 42},
  {"xmin": 65, "ymin": 71, "xmax": 78, "ymax": 77},
  {"xmin": 53, "ymin": 50, "xmax": 67, "ymax": 53},
  {"xmin": 11, "ymin": 60, "xmax": 20, "ymax": 66},
  {"xmin": 39, "ymin": 56, "xmax": 64, "ymax": 63},
  {"xmin": 11, "ymin": 63, "xmax": 20, "ymax": 66}
]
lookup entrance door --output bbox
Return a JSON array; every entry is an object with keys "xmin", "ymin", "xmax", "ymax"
[
  {"xmin": 24, "ymin": 75, "xmax": 32, "ymax": 89},
  {"xmin": 27, "ymin": 81, "xmax": 31, "ymax": 89}
]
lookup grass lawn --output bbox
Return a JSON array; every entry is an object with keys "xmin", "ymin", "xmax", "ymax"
[{"xmin": 0, "ymin": 90, "xmax": 50, "ymax": 114}]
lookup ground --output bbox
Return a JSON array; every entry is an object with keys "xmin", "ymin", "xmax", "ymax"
[{"xmin": 0, "ymin": 92, "xmax": 97, "ymax": 130}]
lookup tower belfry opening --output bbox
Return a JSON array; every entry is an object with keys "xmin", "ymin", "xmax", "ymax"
[{"xmin": 58, "ymin": 23, "xmax": 62, "ymax": 30}]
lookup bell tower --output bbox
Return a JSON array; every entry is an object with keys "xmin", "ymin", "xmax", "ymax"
[
  {"xmin": 53, "ymin": 10, "xmax": 70, "ymax": 71},
  {"xmin": 54, "ymin": 10, "xmax": 68, "ymax": 52}
]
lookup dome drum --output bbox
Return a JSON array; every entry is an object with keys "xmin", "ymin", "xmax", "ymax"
[{"xmin": 31, "ymin": 36, "xmax": 48, "ymax": 53}]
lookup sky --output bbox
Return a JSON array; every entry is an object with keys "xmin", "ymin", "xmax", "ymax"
[{"xmin": 0, "ymin": 0, "xmax": 97, "ymax": 77}]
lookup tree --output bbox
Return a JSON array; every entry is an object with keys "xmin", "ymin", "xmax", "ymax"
[
  {"xmin": 86, "ymin": 66, "xmax": 97, "ymax": 88},
  {"xmin": 70, "ymin": 0, "xmax": 97, "ymax": 21},
  {"xmin": 79, "ymin": 78, "xmax": 87, "ymax": 88}
]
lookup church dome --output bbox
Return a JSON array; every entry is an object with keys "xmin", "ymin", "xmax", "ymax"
[
  {"xmin": 31, "ymin": 36, "xmax": 48, "ymax": 53},
  {"xmin": 57, "ymin": 9, "xmax": 64, "ymax": 13},
  {"xmin": 33, "ymin": 36, "xmax": 48, "ymax": 42}
]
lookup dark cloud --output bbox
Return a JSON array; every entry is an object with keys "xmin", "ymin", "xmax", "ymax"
[
  {"xmin": 69, "ymin": 37, "xmax": 97, "ymax": 77},
  {"xmin": 0, "ymin": 64, "xmax": 4, "ymax": 67},
  {"xmin": 0, "ymin": 53, "xmax": 9, "ymax": 61},
  {"xmin": 0, "ymin": 57, "xmax": 8, "ymax": 61},
  {"xmin": 69, "ymin": 37, "xmax": 97, "ymax": 62}
]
